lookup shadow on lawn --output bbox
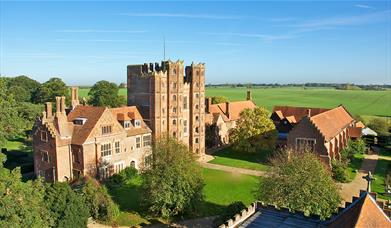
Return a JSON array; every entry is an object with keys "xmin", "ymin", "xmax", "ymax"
[{"xmin": 212, "ymin": 146, "xmax": 272, "ymax": 164}]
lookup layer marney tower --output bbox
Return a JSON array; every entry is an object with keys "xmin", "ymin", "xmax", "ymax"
[{"xmin": 127, "ymin": 60, "xmax": 205, "ymax": 156}]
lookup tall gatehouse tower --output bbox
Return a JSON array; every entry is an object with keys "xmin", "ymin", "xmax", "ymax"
[{"xmin": 127, "ymin": 60, "xmax": 205, "ymax": 155}]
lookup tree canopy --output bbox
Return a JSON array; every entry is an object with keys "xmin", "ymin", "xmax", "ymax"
[
  {"xmin": 367, "ymin": 118, "xmax": 390, "ymax": 136},
  {"xmin": 88, "ymin": 80, "xmax": 125, "ymax": 107},
  {"xmin": 211, "ymin": 96, "xmax": 228, "ymax": 104},
  {"xmin": 258, "ymin": 150, "xmax": 341, "ymax": 219},
  {"xmin": 0, "ymin": 153, "xmax": 50, "ymax": 228},
  {"xmin": 231, "ymin": 106, "xmax": 277, "ymax": 153},
  {"xmin": 6, "ymin": 75, "xmax": 41, "ymax": 102},
  {"xmin": 141, "ymin": 136, "xmax": 204, "ymax": 218},
  {"xmin": 33, "ymin": 77, "xmax": 69, "ymax": 104}
]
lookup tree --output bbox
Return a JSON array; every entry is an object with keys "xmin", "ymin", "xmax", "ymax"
[
  {"xmin": 258, "ymin": 150, "xmax": 341, "ymax": 219},
  {"xmin": 88, "ymin": 80, "xmax": 123, "ymax": 107},
  {"xmin": 0, "ymin": 79, "xmax": 24, "ymax": 147},
  {"xmin": 211, "ymin": 96, "xmax": 228, "ymax": 104},
  {"xmin": 231, "ymin": 107, "xmax": 277, "ymax": 153},
  {"xmin": 77, "ymin": 178, "xmax": 119, "ymax": 222},
  {"xmin": 45, "ymin": 182, "xmax": 89, "ymax": 228},
  {"xmin": 141, "ymin": 136, "xmax": 204, "ymax": 218},
  {"xmin": 0, "ymin": 153, "xmax": 50, "ymax": 227},
  {"xmin": 7, "ymin": 75, "xmax": 41, "ymax": 102},
  {"xmin": 33, "ymin": 78, "xmax": 68, "ymax": 104},
  {"xmin": 367, "ymin": 118, "xmax": 390, "ymax": 136},
  {"xmin": 341, "ymin": 139, "xmax": 366, "ymax": 161}
]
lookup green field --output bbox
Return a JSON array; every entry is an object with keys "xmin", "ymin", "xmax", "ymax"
[
  {"xmin": 79, "ymin": 87, "xmax": 390, "ymax": 117},
  {"xmin": 108, "ymin": 168, "xmax": 259, "ymax": 226}
]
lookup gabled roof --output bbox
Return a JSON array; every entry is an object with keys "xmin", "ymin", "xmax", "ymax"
[
  {"xmin": 348, "ymin": 127, "xmax": 362, "ymax": 138},
  {"xmin": 109, "ymin": 106, "xmax": 151, "ymax": 136},
  {"xmin": 285, "ymin": 115, "xmax": 297, "ymax": 124},
  {"xmin": 310, "ymin": 106, "xmax": 354, "ymax": 141},
  {"xmin": 272, "ymin": 106, "xmax": 330, "ymax": 121},
  {"xmin": 328, "ymin": 192, "xmax": 391, "ymax": 228},
  {"xmin": 208, "ymin": 100, "xmax": 256, "ymax": 122},
  {"xmin": 355, "ymin": 121, "xmax": 366, "ymax": 128},
  {"xmin": 67, "ymin": 105, "xmax": 107, "ymax": 145}
]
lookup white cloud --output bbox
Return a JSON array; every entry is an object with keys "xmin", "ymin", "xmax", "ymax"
[{"xmin": 354, "ymin": 4, "xmax": 375, "ymax": 9}]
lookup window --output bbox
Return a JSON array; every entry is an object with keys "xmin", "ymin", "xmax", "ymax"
[
  {"xmin": 173, "ymin": 95, "xmax": 177, "ymax": 101},
  {"xmin": 134, "ymin": 120, "xmax": 141, "ymax": 128},
  {"xmin": 101, "ymin": 143, "xmax": 112, "ymax": 157},
  {"xmin": 296, "ymin": 138, "xmax": 316, "ymax": 151},
  {"xmin": 173, "ymin": 132, "xmax": 176, "ymax": 137},
  {"xmin": 162, "ymin": 108, "xmax": 165, "ymax": 115},
  {"xmin": 195, "ymin": 104, "xmax": 199, "ymax": 109},
  {"xmin": 195, "ymin": 138, "xmax": 199, "ymax": 144},
  {"xmin": 173, "ymin": 119, "xmax": 177, "ymax": 125},
  {"xmin": 143, "ymin": 135, "xmax": 151, "ymax": 147},
  {"xmin": 38, "ymin": 170, "xmax": 46, "ymax": 178},
  {"xmin": 162, "ymin": 95, "xmax": 165, "ymax": 101},
  {"xmin": 130, "ymin": 161, "xmax": 136, "ymax": 168},
  {"xmin": 195, "ymin": 115, "xmax": 199, "ymax": 122},
  {"xmin": 195, "ymin": 127, "xmax": 199, "ymax": 133},
  {"xmin": 41, "ymin": 150, "xmax": 49, "ymax": 163},
  {"xmin": 72, "ymin": 149, "xmax": 80, "ymax": 163},
  {"xmin": 124, "ymin": 121, "xmax": 131, "ymax": 129},
  {"xmin": 173, "ymin": 82, "xmax": 177, "ymax": 88},
  {"xmin": 183, "ymin": 96, "xmax": 188, "ymax": 109},
  {"xmin": 99, "ymin": 166, "xmax": 109, "ymax": 179},
  {"xmin": 173, "ymin": 107, "xmax": 177, "ymax": 113},
  {"xmin": 183, "ymin": 120, "xmax": 188, "ymax": 133},
  {"xmin": 136, "ymin": 137, "xmax": 141, "ymax": 148},
  {"xmin": 196, "ymin": 82, "xmax": 199, "ymax": 87},
  {"xmin": 73, "ymin": 118, "xmax": 87, "ymax": 125},
  {"xmin": 145, "ymin": 154, "xmax": 153, "ymax": 167},
  {"xmin": 114, "ymin": 162, "xmax": 124, "ymax": 174},
  {"xmin": 195, "ymin": 93, "xmax": 199, "ymax": 98},
  {"xmin": 115, "ymin": 141, "xmax": 120, "ymax": 154},
  {"xmin": 40, "ymin": 131, "xmax": 48, "ymax": 142},
  {"xmin": 102, "ymin": 125, "xmax": 112, "ymax": 135}
]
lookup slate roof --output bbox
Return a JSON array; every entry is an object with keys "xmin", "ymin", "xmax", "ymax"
[
  {"xmin": 272, "ymin": 106, "xmax": 330, "ymax": 121},
  {"xmin": 310, "ymin": 106, "xmax": 354, "ymax": 141}
]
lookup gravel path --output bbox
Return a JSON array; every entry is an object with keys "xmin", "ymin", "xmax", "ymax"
[
  {"xmin": 200, "ymin": 162, "xmax": 266, "ymax": 177},
  {"xmin": 339, "ymin": 154, "xmax": 378, "ymax": 204}
]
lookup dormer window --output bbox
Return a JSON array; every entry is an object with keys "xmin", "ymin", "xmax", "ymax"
[
  {"xmin": 124, "ymin": 121, "xmax": 131, "ymax": 129},
  {"xmin": 73, "ymin": 118, "xmax": 87, "ymax": 125},
  {"xmin": 134, "ymin": 120, "xmax": 141, "ymax": 128}
]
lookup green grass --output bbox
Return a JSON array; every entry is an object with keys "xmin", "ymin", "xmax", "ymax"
[
  {"xmin": 4, "ymin": 137, "xmax": 32, "ymax": 152},
  {"xmin": 371, "ymin": 158, "xmax": 391, "ymax": 200},
  {"xmin": 107, "ymin": 168, "xmax": 260, "ymax": 226},
  {"xmin": 79, "ymin": 87, "xmax": 390, "ymax": 117},
  {"xmin": 208, "ymin": 147, "xmax": 270, "ymax": 171},
  {"xmin": 346, "ymin": 153, "xmax": 364, "ymax": 182},
  {"xmin": 2, "ymin": 137, "xmax": 34, "ymax": 175}
]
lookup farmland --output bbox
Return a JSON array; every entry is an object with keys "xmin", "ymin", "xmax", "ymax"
[{"xmin": 79, "ymin": 87, "xmax": 391, "ymax": 117}]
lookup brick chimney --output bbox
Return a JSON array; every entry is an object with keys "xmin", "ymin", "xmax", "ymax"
[
  {"xmin": 55, "ymin": 97, "xmax": 61, "ymax": 115},
  {"xmin": 306, "ymin": 109, "xmax": 311, "ymax": 117},
  {"xmin": 45, "ymin": 102, "xmax": 52, "ymax": 119},
  {"xmin": 71, "ymin": 87, "xmax": 79, "ymax": 109},
  {"xmin": 226, "ymin": 102, "xmax": 230, "ymax": 119},
  {"xmin": 246, "ymin": 90, "xmax": 252, "ymax": 101},
  {"xmin": 205, "ymin": 97, "xmax": 211, "ymax": 113},
  {"xmin": 61, "ymin": 96, "xmax": 66, "ymax": 114}
]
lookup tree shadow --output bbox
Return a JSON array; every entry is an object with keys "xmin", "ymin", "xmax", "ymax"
[{"xmin": 212, "ymin": 146, "xmax": 272, "ymax": 164}]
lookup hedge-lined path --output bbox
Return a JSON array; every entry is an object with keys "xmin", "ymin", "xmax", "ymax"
[{"xmin": 339, "ymin": 154, "xmax": 378, "ymax": 204}]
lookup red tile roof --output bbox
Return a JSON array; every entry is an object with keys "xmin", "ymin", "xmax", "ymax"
[
  {"xmin": 208, "ymin": 100, "xmax": 256, "ymax": 122},
  {"xmin": 348, "ymin": 127, "xmax": 362, "ymax": 138},
  {"xmin": 355, "ymin": 121, "xmax": 366, "ymax": 128},
  {"xmin": 310, "ymin": 106, "xmax": 354, "ymax": 141},
  {"xmin": 272, "ymin": 106, "xmax": 330, "ymax": 121},
  {"xmin": 329, "ymin": 192, "xmax": 391, "ymax": 228}
]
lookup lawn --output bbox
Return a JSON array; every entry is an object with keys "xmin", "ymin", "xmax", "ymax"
[
  {"xmin": 2, "ymin": 137, "xmax": 34, "ymax": 176},
  {"xmin": 346, "ymin": 153, "xmax": 365, "ymax": 182},
  {"xmin": 107, "ymin": 168, "xmax": 260, "ymax": 226},
  {"xmin": 208, "ymin": 146, "xmax": 270, "ymax": 171},
  {"xmin": 371, "ymin": 158, "xmax": 391, "ymax": 200},
  {"xmin": 79, "ymin": 87, "xmax": 390, "ymax": 117}
]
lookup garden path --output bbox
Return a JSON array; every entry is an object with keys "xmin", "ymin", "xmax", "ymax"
[
  {"xmin": 200, "ymin": 162, "xmax": 266, "ymax": 177},
  {"xmin": 339, "ymin": 154, "xmax": 378, "ymax": 204}
]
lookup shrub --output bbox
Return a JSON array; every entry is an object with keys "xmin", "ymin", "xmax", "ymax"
[
  {"xmin": 119, "ymin": 166, "xmax": 138, "ymax": 181},
  {"xmin": 213, "ymin": 201, "xmax": 247, "ymax": 227},
  {"xmin": 331, "ymin": 160, "xmax": 349, "ymax": 183}
]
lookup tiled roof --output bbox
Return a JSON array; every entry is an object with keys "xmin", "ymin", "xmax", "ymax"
[
  {"xmin": 208, "ymin": 100, "xmax": 256, "ymax": 122},
  {"xmin": 355, "ymin": 121, "xmax": 366, "ymax": 128},
  {"xmin": 328, "ymin": 192, "xmax": 391, "ymax": 228},
  {"xmin": 310, "ymin": 106, "xmax": 354, "ymax": 141},
  {"xmin": 67, "ymin": 105, "xmax": 107, "ymax": 145},
  {"xmin": 110, "ymin": 106, "xmax": 151, "ymax": 136},
  {"xmin": 285, "ymin": 115, "xmax": 297, "ymax": 123},
  {"xmin": 272, "ymin": 106, "xmax": 330, "ymax": 121},
  {"xmin": 348, "ymin": 127, "xmax": 362, "ymax": 138}
]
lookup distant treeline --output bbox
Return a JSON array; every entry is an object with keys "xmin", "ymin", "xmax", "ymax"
[{"xmin": 205, "ymin": 83, "xmax": 391, "ymax": 91}]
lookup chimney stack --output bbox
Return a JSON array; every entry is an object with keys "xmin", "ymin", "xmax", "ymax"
[
  {"xmin": 246, "ymin": 90, "xmax": 252, "ymax": 101},
  {"xmin": 306, "ymin": 109, "xmax": 311, "ymax": 117},
  {"xmin": 226, "ymin": 102, "xmax": 230, "ymax": 119},
  {"xmin": 61, "ymin": 96, "xmax": 66, "ymax": 114},
  {"xmin": 206, "ymin": 97, "xmax": 211, "ymax": 113},
  {"xmin": 45, "ymin": 102, "xmax": 52, "ymax": 119},
  {"xmin": 71, "ymin": 87, "xmax": 79, "ymax": 109},
  {"xmin": 55, "ymin": 97, "xmax": 61, "ymax": 114}
]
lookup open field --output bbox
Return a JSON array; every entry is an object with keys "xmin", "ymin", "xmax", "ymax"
[
  {"xmin": 208, "ymin": 146, "xmax": 271, "ymax": 171},
  {"xmin": 78, "ymin": 87, "xmax": 390, "ymax": 117},
  {"xmin": 107, "ymin": 168, "xmax": 259, "ymax": 226}
]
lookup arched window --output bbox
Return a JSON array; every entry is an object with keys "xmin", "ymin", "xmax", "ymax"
[
  {"xmin": 130, "ymin": 161, "xmax": 136, "ymax": 168},
  {"xmin": 173, "ymin": 119, "xmax": 177, "ymax": 125}
]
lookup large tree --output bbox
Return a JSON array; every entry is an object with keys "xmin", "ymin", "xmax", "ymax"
[
  {"xmin": 45, "ymin": 182, "xmax": 89, "ymax": 228},
  {"xmin": 141, "ymin": 136, "xmax": 204, "ymax": 218},
  {"xmin": 33, "ymin": 77, "xmax": 68, "ymax": 104},
  {"xmin": 231, "ymin": 107, "xmax": 277, "ymax": 153},
  {"xmin": 6, "ymin": 75, "xmax": 41, "ymax": 102},
  {"xmin": 0, "ymin": 79, "xmax": 24, "ymax": 147},
  {"xmin": 88, "ymin": 80, "xmax": 124, "ymax": 107},
  {"xmin": 367, "ymin": 118, "xmax": 390, "ymax": 136},
  {"xmin": 258, "ymin": 150, "xmax": 341, "ymax": 219},
  {"xmin": 0, "ymin": 153, "xmax": 50, "ymax": 227}
]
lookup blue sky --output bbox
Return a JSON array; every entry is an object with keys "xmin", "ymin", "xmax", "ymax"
[{"xmin": 0, "ymin": 1, "xmax": 390, "ymax": 85}]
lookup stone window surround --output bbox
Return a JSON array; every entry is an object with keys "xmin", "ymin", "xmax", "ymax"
[{"xmin": 295, "ymin": 137, "xmax": 316, "ymax": 151}]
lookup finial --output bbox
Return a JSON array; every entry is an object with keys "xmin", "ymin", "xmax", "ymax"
[{"xmin": 362, "ymin": 171, "xmax": 376, "ymax": 192}]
